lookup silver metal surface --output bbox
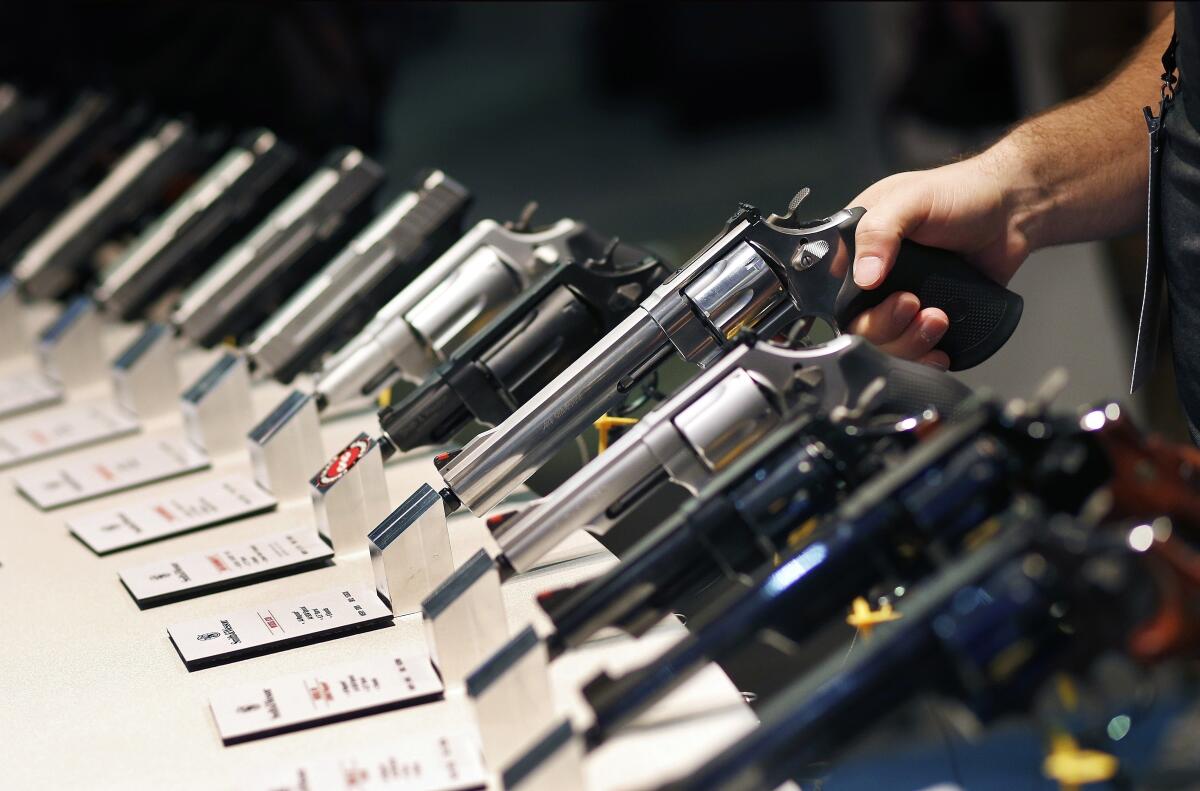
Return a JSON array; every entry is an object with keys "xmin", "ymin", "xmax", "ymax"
[
  {"xmin": 368, "ymin": 483, "xmax": 454, "ymax": 616},
  {"xmin": 110, "ymin": 323, "xmax": 180, "ymax": 419},
  {"xmin": 309, "ymin": 433, "xmax": 391, "ymax": 556},
  {"xmin": 94, "ymin": 130, "xmax": 294, "ymax": 318},
  {"xmin": 403, "ymin": 245, "xmax": 524, "ymax": 361},
  {"xmin": 682, "ymin": 241, "xmax": 785, "ymax": 341},
  {"xmin": 434, "ymin": 217, "xmax": 794, "ymax": 516},
  {"xmin": 14, "ymin": 119, "xmax": 195, "ymax": 300},
  {"xmin": 36, "ymin": 296, "xmax": 107, "ymax": 389},
  {"xmin": 671, "ymin": 367, "xmax": 778, "ymax": 471},
  {"xmin": 246, "ymin": 389, "xmax": 324, "ymax": 502},
  {"xmin": 313, "ymin": 216, "xmax": 586, "ymax": 406},
  {"xmin": 247, "ymin": 170, "xmax": 470, "ymax": 379},
  {"xmin": 439, "ymin": 307, "xmax": 671, "ymax": 514},
  {"xmin": 421, "ymin": 548, "xmax": 508, "ymax": 687},
  {"xmin": 178, "ymin": 352, "xmax": 254, "ymax": 457},
  {"xmin": 171, "ymin": 148, "xmax": 382, "ymax": 343},
  {"xmin": 493, "ymin": 335, "xmax": 967, "ymax": 574},
  {"xmin": 493, "ymin": 345, "xmax": 786, "ymax": 573},
  {"xmin": 468, "ymin": 627, "xmax": 557, "ymax": 771}
]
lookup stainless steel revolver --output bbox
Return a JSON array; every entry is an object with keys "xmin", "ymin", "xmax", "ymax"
[{"xmin": 435, "ymin": 192, "xmax": 1022, "ymax": 517}]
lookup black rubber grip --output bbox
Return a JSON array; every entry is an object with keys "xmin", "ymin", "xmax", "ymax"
[
  {"xmin": 872, "ymin": 352, "xmax": 974, "ymax": 420},
  {"xmin": 834, "ymin": 226, "xmax": 1023, "ymax": 371}
]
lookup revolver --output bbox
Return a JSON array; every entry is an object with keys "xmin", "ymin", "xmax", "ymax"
[
  {"xmin": 537, "ymin": 406, "xmax": 930, "ymax": 659},
  {"xmin": 312, "ymin": 209, "xmax": 640, "ymax": 408},
  {"xmin": 435, "ymin": 192, "xmax": 1024, "ymax": 517},
  {"xmin": 13, "ymin": 118, "xmax": 205, "ymax": 299},
  {"xmin": 0, "ymin": 93, "xmax": 152, "ymax": 269},
  {"xmin": 94, "ymin": 129, "xmax": 301, "ymax": 321},
  {"xmin": 661, "ymin": 516, "xmax": 1158, "ymax": 791},
  {"xmin": 484, "ymin": 334, "xmax": 971, "ymax": 579},
  {"xmin": 571, "ymin": 399, "xmax": 1095, "ymax": 753},
  {"xmin": 171, "ymin": 147, "xmax": 384, "ymax": 346},
  {"xmin": 246, "ymin": 169, "xmax": 472, "ymax": 383},
  {"xmin": 375, "ymin": 239, "xmax": 669, "ymax": 454}
]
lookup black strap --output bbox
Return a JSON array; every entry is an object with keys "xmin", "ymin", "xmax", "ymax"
[{"xmin": 1164, "ymin": 31, "xmax": 1180, "ymax": 98}]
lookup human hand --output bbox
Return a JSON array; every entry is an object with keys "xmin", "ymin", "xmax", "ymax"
[{"xmin": 846, "ymin": 156, "xmax": 1032, "ymax": 368}]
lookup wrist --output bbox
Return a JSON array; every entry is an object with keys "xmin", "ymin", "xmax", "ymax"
[{"xmin": 974, "ymin": 133, "xmax": 1056, "ymax": 254}]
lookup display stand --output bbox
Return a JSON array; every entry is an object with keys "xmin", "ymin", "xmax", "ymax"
[
  {"xmin": 422, "ymin": 549, "xmax": 508, "ymax": 687},
  {"xmin": 368, "ymin": 483, "xmax": 454, "ymax": 616}
]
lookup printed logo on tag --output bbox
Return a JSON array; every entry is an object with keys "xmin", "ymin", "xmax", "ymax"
[{"xmin": 316, "ymin": 434, "xmax": 371, "ymax": 488}]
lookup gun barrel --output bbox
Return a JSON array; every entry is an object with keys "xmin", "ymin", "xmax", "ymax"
[
  {"xmin": 94, "ymin": 129, "xmax": 297, "ymax": 320},
  {"xmin": 14, "ymin": 118, "xmax": 196, "ymax": 299},
  {"xmin": 439, "ymin": 306, "xmax": 671, "ymax": 514},
  {"xmin": 246, "ymin": 170, "xmax": 470, "ymax": 382}
]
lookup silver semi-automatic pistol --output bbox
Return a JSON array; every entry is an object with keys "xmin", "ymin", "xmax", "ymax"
[
  {"xmin": 171, "ymin": 147, "xmax": 384, "ymax": 346},
  {"xmin": 94, "ymin": 129, "xmax": 299, "ymax": 320},
  {"xmin": 247, "ymin": 169, "xmax": 471, "ymax": 383},
  {"xmin": 13, "ymin": 118, "xmax": 200, "ymax": 299}
]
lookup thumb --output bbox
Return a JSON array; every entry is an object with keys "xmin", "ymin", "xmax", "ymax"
[{"xmin": 851, "ymin": 199, "xmax": 924, "ymax": 289}]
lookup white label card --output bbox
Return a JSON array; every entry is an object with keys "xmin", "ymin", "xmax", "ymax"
[
  {"xmin": 168, "ymin": 584, "xmax": 392, "ymax": 669},
  {"xmin": 0, "ymin": 400, "xmax": 140, "ymax": 469},
  {"xmin": 247, "ymin": 733, "xmax": 486, "ymax": 791},
  {"xmin": 210, "ymin": 651, "xmax": 443, "ymax": 743},
  {"xmin": 0, "ymin": 369, "xmax": 62, "ymax": 418},
  {"xmin": 119, "ymin": 530, "xmax": 330, "ymax": 607},
  {"xmin": 70, "ymin": 474, "xmax": 278, "ymax": 554},
  {"xmin": 15, "ymin": 434, "xmax": 210, "ymax": 510}
]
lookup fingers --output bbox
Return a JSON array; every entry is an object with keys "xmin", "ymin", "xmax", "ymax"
[
  {"xmin": 916, "ymin": 350, "xmax": 951, "ymax": 371},
  {"xmin": 847, "ymin": 292, "xmax": 919, "ymax": 343},
  {"xmin": 876, "ymin": 307, "xmax": 949, "ymax": 361},
  {"xmin": 847, "ymin": 293, "xmax": 952, "ymax": 366},
  {"xmin": 850, "ymin": 179, "xmax": 932, "ymax": 290}
]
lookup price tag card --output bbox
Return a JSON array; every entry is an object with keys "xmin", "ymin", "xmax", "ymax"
[
  {"xmin": 167, "ymin": 584, "xmax": 392, "ymax": 670},
  {"xmin": 209, "ymin": 651, "xmax": 444, "ymax": 744},
  {"xmin": 0, "ymin": 370, "xmax": 62, "ymax": 418},
  {"xmin": 119, "ymin": 530, "xmax": 331, "ymax": 608},
  {"xmin": 15, "ymin": 435, "xmax": 210, "ymax": 510},
  {"xmin": 246, "ymin": 733, "xmax": 486, "ymax": 791},
  {"xmin": 0, "ymin": 400, "xmax": 139, "ymax": 469},
  {"xmin": 70, "ymin": 474, "xmax": 278, "ymax": 554}
]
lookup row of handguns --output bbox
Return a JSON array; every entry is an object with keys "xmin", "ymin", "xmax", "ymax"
[{"xmin": 6, "ymin": 83, "xmax": 1197, "ymax": 789}]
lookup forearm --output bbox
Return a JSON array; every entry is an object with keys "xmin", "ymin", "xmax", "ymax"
[{"xmin": 982, "ymin": 12, "xmax": 1174, "ymax": 252}]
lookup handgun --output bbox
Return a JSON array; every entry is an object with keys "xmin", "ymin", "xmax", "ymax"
[
  {"xmin": 483, "ymin": 334, "xmax": 971, "ymax": 580},
  {"xmin": 0, "ymin": 92, "xmax": 151, "ymax": 267},
  {"xmin": 13, "ymin": 118, "xmax": 204, "ymax": 299},
  {"xmin": 567, "ymin": 391, "xmax": 1200, "ymax": 767},
  {"xmin": 433, "ymin": 191, "xmax": 1024, "ymax": 519},
  {"xmin": 312, "ymin": 209, "xmax": 643, "ymax": 408},
  {"xmin": 94, "ymin": 129, "xmax": 301, "ymax": 321},
  {"xmin": 170, "ymin": 147, "xmax": 383, "ymax": 346},
  {"xmin": 375, "ymin": 239, "xmax": 669, "ymax": 453},
  {"xmin": 536, "ymin": 406, "xmax": 931, "ymax": 659},
  {"xmin": 572, "ymin": 398, "xmax": 1106, "ymax": 752},
  {"xmin": 658, "ymin": 516, "xmax": 1160, "ymax": 791},
  {"xmin": 246, "ymin": 169, "xmax": 472, "ymax": 383}
]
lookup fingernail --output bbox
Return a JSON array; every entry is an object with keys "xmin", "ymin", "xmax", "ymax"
[
  {"xmin": 918, "ymin": 314, "xmax": 949, "ymax": 345},
  {"xmin": 854, "ymin": 256, "xmax": 883, "ymax": 288},
  {"xmin": 892, "ymin": 296, "xmax": 918, "ymax": 326}
]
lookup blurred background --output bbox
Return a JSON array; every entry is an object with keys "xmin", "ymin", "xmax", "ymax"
[
  {"xmin": 5, "ymin": 2, "xmax": 1194, "ymax": 788},
  {"xmin": 0, "ymin": 1, "xmax": 1179, "ymax": 435}
]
